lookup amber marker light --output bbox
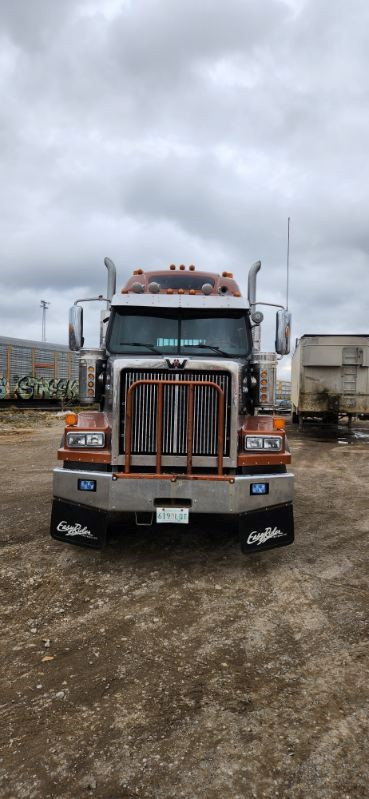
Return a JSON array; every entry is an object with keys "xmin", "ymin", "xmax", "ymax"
[
  {"xmin": 167, "ymin": 288, "xmax": 174, "ymax": 294},
  {"xmin": 178, "ymin": 288, "xmax": 185, "ymax": 294},
  {"xmin": 189, "ymin": 265, "xmax": 195, "ymax": 271},
  {"xmin": 133, "ymin": 269, "xmax": 143, "ymax": 275},
  {"xmin": 121, "ymin": 289, "xmax": 128, "ymax": 294},
  {"xmin": 234, "ymin": 291, "xmax": 241, "ymax": 297},
  {"xmin": 273, "ymin": 417, "xmax": 285, "ymax": 430},
  {"xmin": 189, "ymin": 289, "xmax": 196, "ymax": 295},
  {"xmin": 66, "ymin": 412, "xmax": 78, "ymax": 426},
  {"xmin": 179, "ymin": 264, "xmax": 186, "ymax": 270},
  {"xmin": 170, "ymin": 264, "xmax": 176, "ymax": 270}
]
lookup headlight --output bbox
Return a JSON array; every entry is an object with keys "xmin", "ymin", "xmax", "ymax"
[
  {"xmin": 263, "ymin": 437, "xmax": 282, "ymax": 450},
  {"xmin": 66, "ymin": 432, "xmax": 105, "ymax": 448},
  {"xmin": 245, "ymin": 436, "xmax": 264, "ymax": 449},
  {"xmin": 244, "ymin": 436, "xmax": 282, "ymax": 452}
]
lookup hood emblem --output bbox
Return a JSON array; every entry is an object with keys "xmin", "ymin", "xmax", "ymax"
[{"xmin": 166, "ymin": 358, "xmax": 187, "ymax": 370}]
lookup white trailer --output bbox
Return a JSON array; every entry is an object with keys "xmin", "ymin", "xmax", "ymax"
[{"xmin": 291, "ymin": 335, "xmax": 369, "ymax": 425}]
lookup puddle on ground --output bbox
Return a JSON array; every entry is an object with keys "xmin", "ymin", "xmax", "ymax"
[{"xmin": 294, "ymin": 423, "xmax": 369, "ymax": 445}]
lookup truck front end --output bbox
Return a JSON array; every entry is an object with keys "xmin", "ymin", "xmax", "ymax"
[{"xmin": 51, "ymin": 262, "xmax": 294, "ymax": 553}]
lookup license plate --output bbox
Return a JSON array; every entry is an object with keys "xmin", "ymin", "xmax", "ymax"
[{"xmin": 156, "ymin": 507, "xmax": 189, "ymax": 524}]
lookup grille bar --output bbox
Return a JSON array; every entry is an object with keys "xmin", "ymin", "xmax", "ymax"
[{"xmin": 120, "ymin": 370, "xmax": 231, "ymax": 457}]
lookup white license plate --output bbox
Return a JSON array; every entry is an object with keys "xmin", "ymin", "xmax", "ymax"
[{"xmin": 156, "ymin": 507, "xmax": 189, "ymax": 524}]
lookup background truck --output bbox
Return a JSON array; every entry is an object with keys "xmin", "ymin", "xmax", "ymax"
[
  {"xmin": 50, "ymin": 259, "xmax": 294, "ymax": 553},
  {"xmin": 291, "ymin": 334, "xmax": 369, "ymax": 426}
]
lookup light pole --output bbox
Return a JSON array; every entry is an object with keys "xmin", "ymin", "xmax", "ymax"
[{"xmin": 40, "ymin": 300, "xmax": 50, "ymax": 342}]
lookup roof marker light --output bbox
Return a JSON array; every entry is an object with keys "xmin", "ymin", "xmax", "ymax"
[
  {"xmin": 189, "ymin": 265, "xmax": 195, "ymax": 271},
  {"xmin": 133, "ymin": 269, "xmax": 143, "ymax": 275},
  {"xmin": 132, "ymin": 282, "xmax": 144, "ymax": 293},
  {"xmin": 170, "ymin": 264, "xmax": 176, "ymax": 270},
  {"xmin": 167, "ymin": 288, "xmax": 174, "ymax": 294},
  {"xmin": 179, "ymin": 264, "xmax": 186, "ymax": 270},
  {"xmin": 178, "ymin": 288, "xmax": 185, "ymax": 294},
  {"xmin": 189, "ymin": 289, "xmax": 196, "ymax": 295}
]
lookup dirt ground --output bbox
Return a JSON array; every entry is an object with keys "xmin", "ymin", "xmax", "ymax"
[{"xmin": 0, "ymin": 412, "xmax": 368, "ymax": 799}]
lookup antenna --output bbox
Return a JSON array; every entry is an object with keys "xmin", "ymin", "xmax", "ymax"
[
  {"xmin": 286, "ymin": 216, "xmax": 290, "ymax": 310},
  {"xmin": 40, "ymin": 299, "xmax": 50, "ymax": 342}
]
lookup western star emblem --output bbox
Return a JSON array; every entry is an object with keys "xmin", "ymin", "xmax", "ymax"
[{"xmin": 166, "ymin": 358, "xmax": 187, "ymax": 369}]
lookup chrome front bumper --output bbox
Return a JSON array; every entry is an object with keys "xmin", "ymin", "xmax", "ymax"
[{"xmin": 53, "ymin": 467, "xmax": 293, "ymax": 515}]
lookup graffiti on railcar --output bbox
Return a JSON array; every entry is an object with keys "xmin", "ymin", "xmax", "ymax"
[{"xmin": 0, "ymin": 375, "xmax": 79, "ymax": 401}]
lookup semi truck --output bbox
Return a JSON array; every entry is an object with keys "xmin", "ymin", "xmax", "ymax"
[
  {"xmin": 291, "ymin": 334, "xmax": 369, "ymax": 426},
  {"xmin": 50, "ymin": 260, "xmax": 294, "ymax": 553}
]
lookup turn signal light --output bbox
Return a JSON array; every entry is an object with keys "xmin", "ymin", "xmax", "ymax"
[
  {"xmin": 65, "ymin": 412, "xmax": 78, "ymax": 426},
  {"xmin": 273, "ymin": 417, "xmax": 285, "ymax": 430}
]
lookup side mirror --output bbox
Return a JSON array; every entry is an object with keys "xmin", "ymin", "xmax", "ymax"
[
  {"xmin": 275, "ymin": 309, "xmax": 291, "ymax": 355},
  {"xmin": 69, "ymin": 305, "xmax": 83, "ymax": 351}
]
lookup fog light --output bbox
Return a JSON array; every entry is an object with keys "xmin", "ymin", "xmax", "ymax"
[
  {"xmin": 250, "ymin": 483, "xmax": 269, "ymax": 495},
  {"xmin": 78, "ymin": 479, "xmax": 96, "ymax": 492}
]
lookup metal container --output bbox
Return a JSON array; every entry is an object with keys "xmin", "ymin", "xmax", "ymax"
[{"xmin": 291, "ymin": 335, "xmax": 369, "ymax": 421}]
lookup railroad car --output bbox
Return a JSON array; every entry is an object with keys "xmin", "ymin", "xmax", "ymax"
[{"xmin": 0, "ymin": 336, "xmax": 78, "ymax": 403}]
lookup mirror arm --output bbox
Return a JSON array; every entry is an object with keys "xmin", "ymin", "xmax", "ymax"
[
  {"xmin": 253, "ymin": 301, "xmax": 285, "ymax": 310},
  {"xmin": 74, "ymin": 297, "xmax": 110, "ymax": 306}
]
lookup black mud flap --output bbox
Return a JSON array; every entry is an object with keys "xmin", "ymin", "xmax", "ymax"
[
  {"xmin": 239, "ymin": 503, "xmax": 294, "ymax": 554},
  {"xmin": 50, "ymin": 498, "xmax": 108, "ymax": 549}
]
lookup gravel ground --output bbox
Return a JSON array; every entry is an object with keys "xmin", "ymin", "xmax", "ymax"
[{"xmin": 0, "ymin": 413, "xmax": 368, "ymax": 799}]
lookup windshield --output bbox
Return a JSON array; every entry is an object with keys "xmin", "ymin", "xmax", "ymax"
[{"xmin": 107, "ymin": 308, "xmax": 252, "ymax": 357}]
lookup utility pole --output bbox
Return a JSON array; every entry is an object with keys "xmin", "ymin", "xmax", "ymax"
[{"xmin": 40, "ymin": 300, "xmax": 50, "ymax": 342}]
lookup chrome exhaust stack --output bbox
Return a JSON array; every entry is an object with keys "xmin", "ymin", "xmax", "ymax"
[
  {"xmin": 247, "ymin": 260, "xmax": 261, "ymax": 309},
  {"xmin": 104, "ymin": 257, "xmax": 117, "ymax": 306}
]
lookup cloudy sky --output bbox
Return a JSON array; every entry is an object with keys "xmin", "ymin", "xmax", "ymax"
[{"xmin": 1, "ymin": 0, "xmax": 369, "ymax": 376}]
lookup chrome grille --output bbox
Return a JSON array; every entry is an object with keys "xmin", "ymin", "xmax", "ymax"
[{"xmin": 120, "ymin": 370, "xmax": 231, "ymax": 456}]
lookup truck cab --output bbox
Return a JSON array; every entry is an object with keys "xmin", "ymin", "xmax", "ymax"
[{"xmin": 51, "ymin": 261, "xmax": 294, "ymax": 553}]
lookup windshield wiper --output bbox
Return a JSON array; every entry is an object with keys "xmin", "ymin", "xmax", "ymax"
[
  {"xmin": 195, "ymin": 343, "xmax": 233, "ymax": 357},
  {"xmin": 119, "ymin": 341, "xmax": 161, "ymax": 355}
]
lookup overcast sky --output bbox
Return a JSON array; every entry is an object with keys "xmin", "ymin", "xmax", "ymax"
[{"xmin": 1, "ymin": 0, "xmax": 369, "ymax": 377}]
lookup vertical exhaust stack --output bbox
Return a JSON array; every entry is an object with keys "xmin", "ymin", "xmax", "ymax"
[
  {"xmin": 104, "ymin": 257, "xmax": 117, "ymax": 307},
  {"xmin": 248, "ymin": 260, "xmax": 261, "ymax": 351}
]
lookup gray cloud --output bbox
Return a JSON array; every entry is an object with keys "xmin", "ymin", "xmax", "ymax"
[{"xmin": 1, "ymin": 0, "xmax": 369, "ymax": 376}]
